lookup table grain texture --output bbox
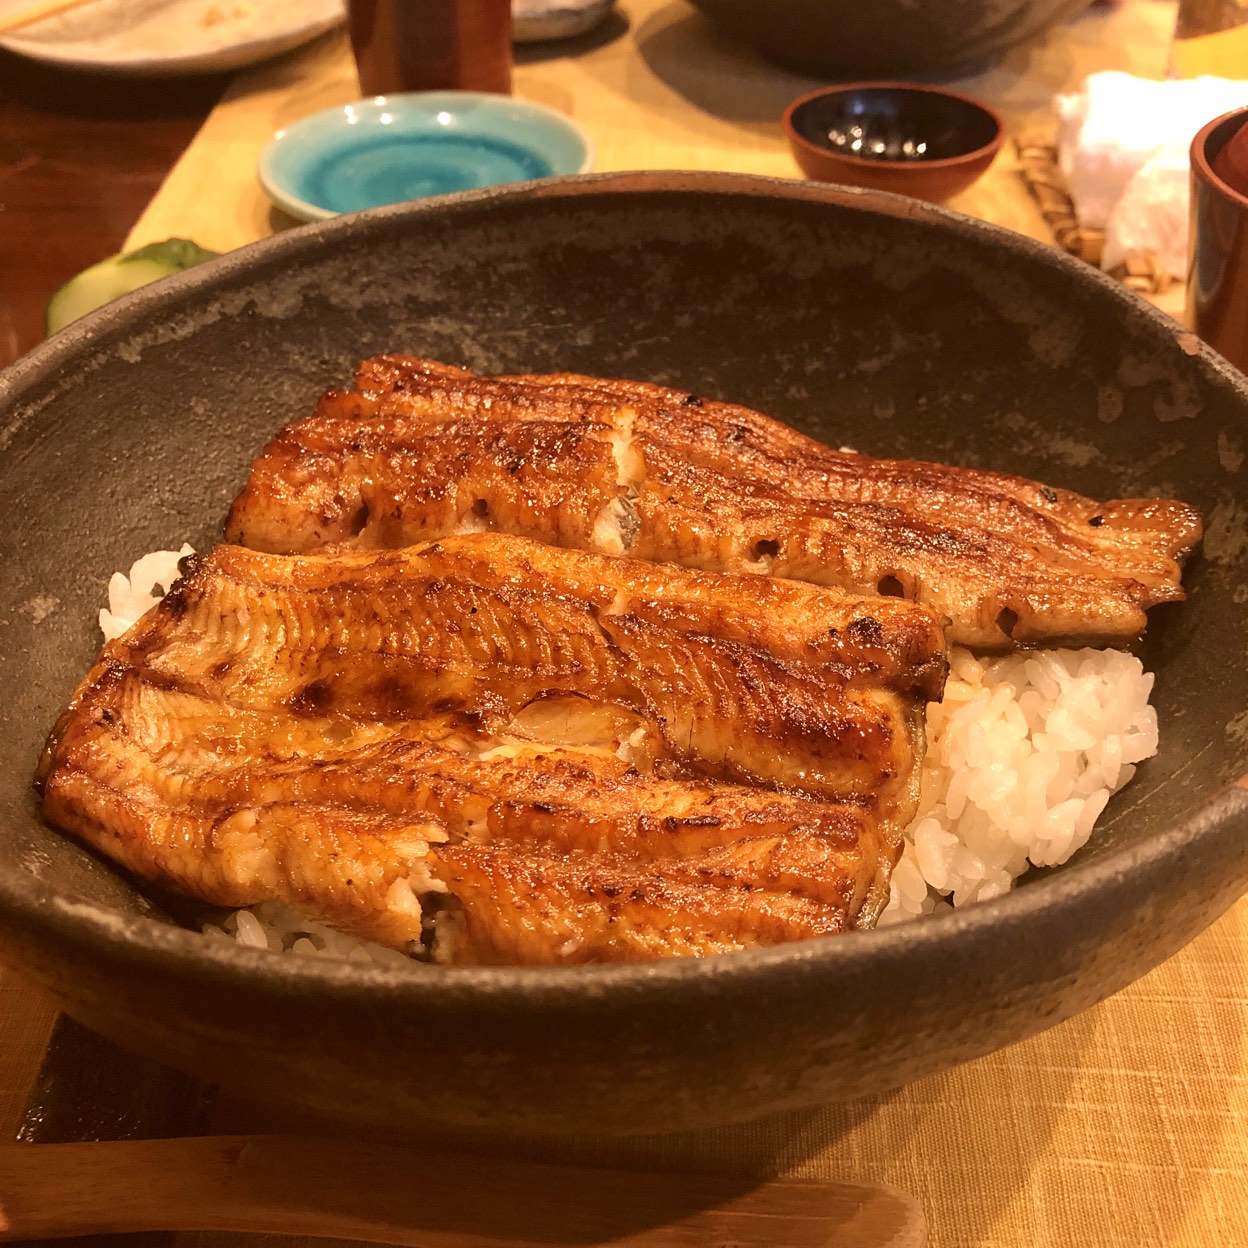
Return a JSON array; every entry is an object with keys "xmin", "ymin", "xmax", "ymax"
[
  {"xmin": 0, "ymin": 50, "xmax": 225, "ymax": 366},
  {"xmin": 2, "ymin": 3, "xmax": 1245, "ymax": 1246}
]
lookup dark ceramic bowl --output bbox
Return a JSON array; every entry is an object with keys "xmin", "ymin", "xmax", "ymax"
[
  {"xmin": 687, "ymin": 0, "xmax": 1093, "ymax": 78},
  {"xmin": 783, "ymin": 83, "xmax": 1003, "ymax": 203},
  {"xmin": 1, "ymin": 172, "xmax": 1246, "ymax": 1136}
]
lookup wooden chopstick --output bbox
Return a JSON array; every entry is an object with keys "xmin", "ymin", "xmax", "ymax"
[
  {"xmin": 0, "ymin": 1134, "xmax": 928, "ymax": 1247},
  {"xmin": 0, "ymin": 0, "xmax": 105, "ymax": 36}
]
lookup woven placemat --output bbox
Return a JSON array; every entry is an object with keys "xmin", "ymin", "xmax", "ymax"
[{"xmin": 1015, "ymin": 131, "xmax": 1176, "ymax": 296}]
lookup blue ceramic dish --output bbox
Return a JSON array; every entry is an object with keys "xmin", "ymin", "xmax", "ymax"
[{"xmin": 258, "ymin": 92, "xmax": 595, "ymax": 221}]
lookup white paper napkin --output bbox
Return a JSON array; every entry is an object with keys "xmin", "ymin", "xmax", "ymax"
[{"xmin": 1056, "ymin": 70, "xmax": 1248, "ymax": 276}]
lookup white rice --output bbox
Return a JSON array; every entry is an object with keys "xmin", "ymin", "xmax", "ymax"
[
  {"xmin": 879, "ymin": 645, "xmax": 1157, "ymax": 923},
  {"xmin": 99, "ymin": 544, "xmax": 196, "ymax": 643},
  {"xmin": 200, "ymin": 900, "xmax": 416, "ymax": 968},
  {"xmin": 98, "ymin": 549, "xmax": 1159, "ymax": 960}
]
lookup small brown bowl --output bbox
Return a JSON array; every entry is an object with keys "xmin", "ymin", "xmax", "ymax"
[{"xmin": 783, "ymin": 82, "xmax": 1004, "ymax": 203}]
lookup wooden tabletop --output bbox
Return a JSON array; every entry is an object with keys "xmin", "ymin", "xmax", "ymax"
[{"xmin": 0, "ymin": 50, "xmax": 225, "ymax": 367}]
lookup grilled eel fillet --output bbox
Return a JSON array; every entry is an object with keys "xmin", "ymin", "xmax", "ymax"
[
  {"xmin": 226, "ymin": 356, "xmax": 1203, "ymax": 648},
  {"xmin": 38, "ymin": 534, "xmax": 947, "ymax": 964}
]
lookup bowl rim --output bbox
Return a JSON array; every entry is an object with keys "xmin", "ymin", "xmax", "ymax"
[
  {"xmin": 782, "ymin": 81, "xmax": 1004, "ymax": 173},
  {"xmin": 3, "ymin": 168, "xmax": 1247, "ymax": 1005},
  {"xmin": 257, "ymin": 89, "xmax": 597, "ymax": 222},
  {"xmin": 1191, "ymin": 104, "xmax": 1248, "ymax": 211}
]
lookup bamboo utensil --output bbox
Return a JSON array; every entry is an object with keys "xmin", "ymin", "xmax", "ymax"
[
  {"xmin": 0, "ymin": 0, "xmax": 105, "ymax": 36},
  {"xmin": 0, "ymin": 1134, "xmax": 927, "ymax": 1247}
]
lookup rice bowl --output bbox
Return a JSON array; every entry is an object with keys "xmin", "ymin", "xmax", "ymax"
[{"xmin": 0, "ymin": 172, "xmax": 1244, "ymax": 1133}]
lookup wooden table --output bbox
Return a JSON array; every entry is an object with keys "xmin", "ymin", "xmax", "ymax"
[
  {"xmin": 0, "ymin": 51, "xmax": 225, "ymax": 367},
  {"xmin": 3, "ymin": 3, "xmax": 1247, "ymax": 1246}
]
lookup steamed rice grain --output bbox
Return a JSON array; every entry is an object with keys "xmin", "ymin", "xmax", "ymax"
[
  {"xmin": 99, "ymin": 544, "xmax": 195, "ymax": 642},
  {"xmin": 878, "ymin": 645, "xmax": 1157, "ymax": 922}
]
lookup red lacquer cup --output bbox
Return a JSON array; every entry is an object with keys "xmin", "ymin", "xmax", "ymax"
[{"xmin": 1189, "ymin": 107, "xmax": 1248, "ymax": 374}]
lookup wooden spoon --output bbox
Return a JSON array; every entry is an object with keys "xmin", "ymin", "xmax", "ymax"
[
  {"xmin": 0, "ymin": 1134, "xmax": 927, "ymax": 1246},
  {"xmin": 0, "ymin": 0, "xmax": 107, "ymax": 37}
]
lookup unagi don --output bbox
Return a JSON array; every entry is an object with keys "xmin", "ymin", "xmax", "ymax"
[
  {"xmin": 226, "ymin": 356, "xmax": 1203, "ymax": 648},
  {"xmin": 39, "ymin": 535, "xmax": 947, "ymax": 963}
]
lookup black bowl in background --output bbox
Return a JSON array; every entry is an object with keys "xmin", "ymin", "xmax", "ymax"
[
  {"xmin": 783, "ymin": 83, "xmax": 1003, "ymax": 202},
  {"xmin": 686, "ymin": 0, "xmax": 1095, "ymax": 78},
  {"xmin": 0, "ymin": 172, "xmax": 1246, "ymax": 1136}
]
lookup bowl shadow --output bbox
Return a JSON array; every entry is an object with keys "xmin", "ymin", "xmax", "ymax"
[
  {"xmin": 203, "ymin": 1031, "xmax": 1079, "ymax": 1244},
  {"xmin": 632, "ymin": 3, "xmax": 822, "ymax": 129}
]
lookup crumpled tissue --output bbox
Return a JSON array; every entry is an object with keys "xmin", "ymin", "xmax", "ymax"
[{"xmin": 1056, "ymin": 71, "xmax": 1248, "ymax": 277}]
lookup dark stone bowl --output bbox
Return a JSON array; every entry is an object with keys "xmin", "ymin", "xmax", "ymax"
[
  {"xmin": 1, "ymin": 172, "xmax": 1245, "ymax": 1136},
  {"xmin": 686, "ymin": 0, "xmax": 1095, "ymax": 78}
]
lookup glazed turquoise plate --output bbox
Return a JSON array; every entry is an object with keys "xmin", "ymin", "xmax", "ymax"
[{"xmin": 258, "ymin": 92, "xmax": 595, "ymax": 221}]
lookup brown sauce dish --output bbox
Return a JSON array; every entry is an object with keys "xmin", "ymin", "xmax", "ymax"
[{"xmin": 783, "ymin": 83, "xmax": 1004, "ymax": 203}]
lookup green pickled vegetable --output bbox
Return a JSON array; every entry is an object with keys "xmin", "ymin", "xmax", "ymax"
[{"xmin": 45, "ymin": 238, "xmax": 220, "ymax": 336}]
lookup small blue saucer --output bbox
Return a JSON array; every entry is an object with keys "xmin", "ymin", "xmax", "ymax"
[{"xmin": 259, "ymin": 92, "xmax": 595, "ymax": 221}]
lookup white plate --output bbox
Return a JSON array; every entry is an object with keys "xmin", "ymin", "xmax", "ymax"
[
  {"xmin": 0, "ymin": 0, "xmax": 345, "ymax": 76},
  {"xmin": 512, "ymin": 0, "xmax": 614, "ymax": 42}
]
